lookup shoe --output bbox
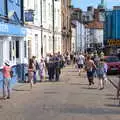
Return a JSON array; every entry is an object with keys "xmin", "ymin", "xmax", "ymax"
[
  {"xmin": 99, "ymin": 87, "xmax": 104, "ymax": 90},
  {"xmin": 91, "ymin": 81, "xmax": 94, "ymax": 85},
  {"xmin": 7, "ymin": 96, "xmax": 10, "ymax": 99}
]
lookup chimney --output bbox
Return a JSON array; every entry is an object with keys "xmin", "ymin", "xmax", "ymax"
[{"xmin": 94, "ymin": 9, "xmax": 99, "ymax": 21}]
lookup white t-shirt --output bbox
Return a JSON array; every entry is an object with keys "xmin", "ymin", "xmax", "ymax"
[{"xmin": 77, "ymin": 55, "xmax": 85, "ymax": 65}]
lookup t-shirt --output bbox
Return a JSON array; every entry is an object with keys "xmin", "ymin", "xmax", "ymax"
[
  {"xmin": 3, "ymin": 65, "xmax": 11, "ymax": 78},
  {"xmin": 77, "ymin": 55, "xmax": 85, "ymax": 65}
]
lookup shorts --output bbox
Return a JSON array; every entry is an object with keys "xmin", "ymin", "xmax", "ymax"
[
  {"xmin": 87, "ymin": 70, "xmax": 94, "ymax": 79},
  {"xmin": 77, "ymin": 64, "xmax": 83, "ymax": 69}
]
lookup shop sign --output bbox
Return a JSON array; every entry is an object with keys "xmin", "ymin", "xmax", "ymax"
[
  {"xmin": 25, "ymin": 11, "xmax": 34, "ymax": 22},
  {"xmin": 107, "ymin": 39, "xmax": 120, "ymax": 46},
  {"xmin": 0, "ymin": 23, "xmax": 26, "ymax": 36}
]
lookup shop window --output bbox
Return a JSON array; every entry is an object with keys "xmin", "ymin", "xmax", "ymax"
[
  {"xmin": 9, "ymin": 41, "xmax": 12, "ymax": 60},
  {"xmin": 16, "ymin": 41, "xmax": 19, "ymax": 58},
  {"xmin": 24, "ymin": 41, "xmax": 27, "ymax": 57}
]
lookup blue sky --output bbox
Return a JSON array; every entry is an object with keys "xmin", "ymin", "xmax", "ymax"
[{"xmin": 72, "ymin": 0, "xmax": 120, "ymax": 11}]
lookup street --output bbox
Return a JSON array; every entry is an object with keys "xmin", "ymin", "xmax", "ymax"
[{"xmin": 0, "ymin": 66, "xmax": 120, "ymax": 120}]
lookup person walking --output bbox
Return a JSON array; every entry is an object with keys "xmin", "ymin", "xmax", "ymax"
[
  {"xmin": 32, "ymin": 56, "xmax": 39, "ymax": 84},
  {"xmin": 28, "ymin": 58, "xmax": 35, "ymax": 89},
  {"xmin": 97, "ymin": 59, "xmax": 108, "ymax": 90},
  {"xmin": 39, "ymin": 58, "xmax": 45, "ymax": 82},
  {"xmin": 2, "ymin": 60, "xmax": 12, "ymax": 99},
  {"xmin": 85, "ymin": 55, "xmax": 96, "ymax": 86},
  {"xmin": 76, "ymin": 52, "xmax": 85, "ymax": 76},
  {"xmin": 48, "ymin": 55, "xmax": 55, "ymax": 81},
  {"xmin": 54, "ymin": 53, "xmax": 61, "ymax": 81}
]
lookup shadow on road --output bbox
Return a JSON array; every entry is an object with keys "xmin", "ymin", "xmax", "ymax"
[
  {"xmin": 0, "ymin": 96, "xmax": 4, "ymax": 100},
  {"xmin": 81, "ymin": 87, "xmax": 98, "ymax": 90},
  {"xmin": 105, "ymin": 93, "xmax": 114, "ymax": 96},
  {"xmin": 70, "ymin": 83, "xmax": 88, "ymax": 86},
  {"xmin": 104, "ymin": 104, "xmax": 120, "ymax": 107},
  {"xmin": 12, "ymin": 88, "xmax": 31, "ymax": 91}
]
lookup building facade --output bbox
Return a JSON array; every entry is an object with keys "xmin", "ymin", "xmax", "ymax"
[
  {"xmin": 104, "ymin": 6, "xmax": 120, "ymax": 54},
  {"xmin": 61, "ymin": 0, "xmax": 71, "ymax": 53},
  {"xmin": 72, "ymin": 20, "xmax": 85, "ymax": 52},
  {"xmin": 24, "ymin": 0, "xmax": 62, "ymax": 58},
  {"xmin": 71, "ymin": 23, "xmax": 76, "ymax": 52},
  {"xmin": 0, "ymin": 0, "xmax": 26, "ymax": 88}
]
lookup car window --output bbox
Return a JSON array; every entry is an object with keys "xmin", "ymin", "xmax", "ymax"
[{"xmin": 105, "ymin": 57, "xmax": 120, "ymax": 63}]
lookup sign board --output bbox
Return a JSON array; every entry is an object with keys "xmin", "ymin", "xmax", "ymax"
[
  {"xmin": 0, "ymin": 23, "xmax": 26, "ymax": 36},
  {"xmin": 107, "ymin": 39, "xmax": 120, "ymax": 46},
  {"xmin": 25, "ymin": 11, "xmax": 34, "ymax": 22}
]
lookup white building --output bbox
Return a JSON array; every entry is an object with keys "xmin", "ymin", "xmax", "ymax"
[
  {"xmin": 71, "ymin": 23, "xmax": 76, "ymax": 52},
  {"xmin": 72, "ymin": 20, "xmax": 85, "ymax": 52},
  {"xmin": 24, "ymin": 0, "xmax": 62, "ymax": 60},
  {"xmin": 86, "ymin": 21, "xmax": 103, "ymax": 49}
]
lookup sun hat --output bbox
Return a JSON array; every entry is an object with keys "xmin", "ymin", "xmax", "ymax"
[{"xmin": 4, "ymin": 60, "xmax": 10, "ymax": 66}]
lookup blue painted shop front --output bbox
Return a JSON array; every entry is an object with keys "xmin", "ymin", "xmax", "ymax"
[{"xmin": 0, "ymin": 22, "xmax": 27, "ymax": 89}]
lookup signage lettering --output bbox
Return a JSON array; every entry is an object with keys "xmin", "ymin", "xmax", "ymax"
[
  {"xmin": 108, "ymin": 40, "xmax": 120, "ymax": 46},
  {"xmin": 0, "ymin": 24, "xmax": 8, "ymax": 33}
]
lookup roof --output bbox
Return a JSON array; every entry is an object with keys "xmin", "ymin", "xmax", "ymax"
[
  {"xmin": 72, "ymin": 8, "xmax": 82, "ymax": 12},
  {"xmin": 86, "ymin": 20, "xmax": 103, "ymax": 29}
]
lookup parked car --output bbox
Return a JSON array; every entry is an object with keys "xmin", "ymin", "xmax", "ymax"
[{"xmin": 104, "ymin": 56, "xmax": 120, "ymax": 74}]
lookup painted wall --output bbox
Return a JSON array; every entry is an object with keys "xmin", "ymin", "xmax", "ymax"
[{"xmin": 104, "ymin": 10, "xmax": 120, "ymax": 46}]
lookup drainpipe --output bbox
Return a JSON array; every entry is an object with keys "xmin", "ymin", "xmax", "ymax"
[
  {"xmin": 21, "ymin": 0, "xmax": 24, "ymax": 25},
  {"xmin": 4, "ymin": 0, "xmax": 8, "ymax": 18},
  {"xmin": 41, "ymin": 0, "xmax": 43, "ymax": 56}
]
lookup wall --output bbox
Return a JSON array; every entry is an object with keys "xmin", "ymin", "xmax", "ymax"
[
  {"xmin": 71, "ymin": 27, "xmax": 76, "ymax": 52},
  {"xmin": 104, "ymin": 10, "xmax": 120, "ymax": 46}
]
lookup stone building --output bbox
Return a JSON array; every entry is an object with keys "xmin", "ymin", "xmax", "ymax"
[{"xmin": 61, "ymin": 0, "xmax": 71, "ymax": 53}]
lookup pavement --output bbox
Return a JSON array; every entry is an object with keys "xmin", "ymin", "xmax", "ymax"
[{"xmin": 0, "ymin": 65, "xmax": 120, "ymax": 120}]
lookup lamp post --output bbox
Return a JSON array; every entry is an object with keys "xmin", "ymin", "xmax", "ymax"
[
  {"xmin": 52, "ymin": 0, "xmax": 55, "ymax": 54},
  {"xmin": 52, "ymin": 0, "xmax": 58, "ymax": 54}
]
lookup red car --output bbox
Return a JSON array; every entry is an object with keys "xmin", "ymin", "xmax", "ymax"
[{"xmin": 104, "ymin": 56, "xmax": 120, "ymax": 74}]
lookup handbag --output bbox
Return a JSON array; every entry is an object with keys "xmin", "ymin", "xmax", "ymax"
[{"xmin": 10, "ymin": 70, "xmax": 13, "ymax": 77}]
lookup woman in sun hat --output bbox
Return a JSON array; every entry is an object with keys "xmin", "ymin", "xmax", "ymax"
[{"xmin": 2, "ymin": 60, "xmax": 12, "ymax": 99}]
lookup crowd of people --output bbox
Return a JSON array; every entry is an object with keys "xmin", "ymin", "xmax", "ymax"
[
  {"xmin": 27, "ymin": 52, "xmax": 66, "ymax": 88},
  {"xmin": 2, "ymin": 50, "xmax": 108, "ymax": 100}
]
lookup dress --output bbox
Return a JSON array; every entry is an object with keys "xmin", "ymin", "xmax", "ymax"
[{"xmin": 39, "ymin": 62, "xmax": 45, "ymax": 79}]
